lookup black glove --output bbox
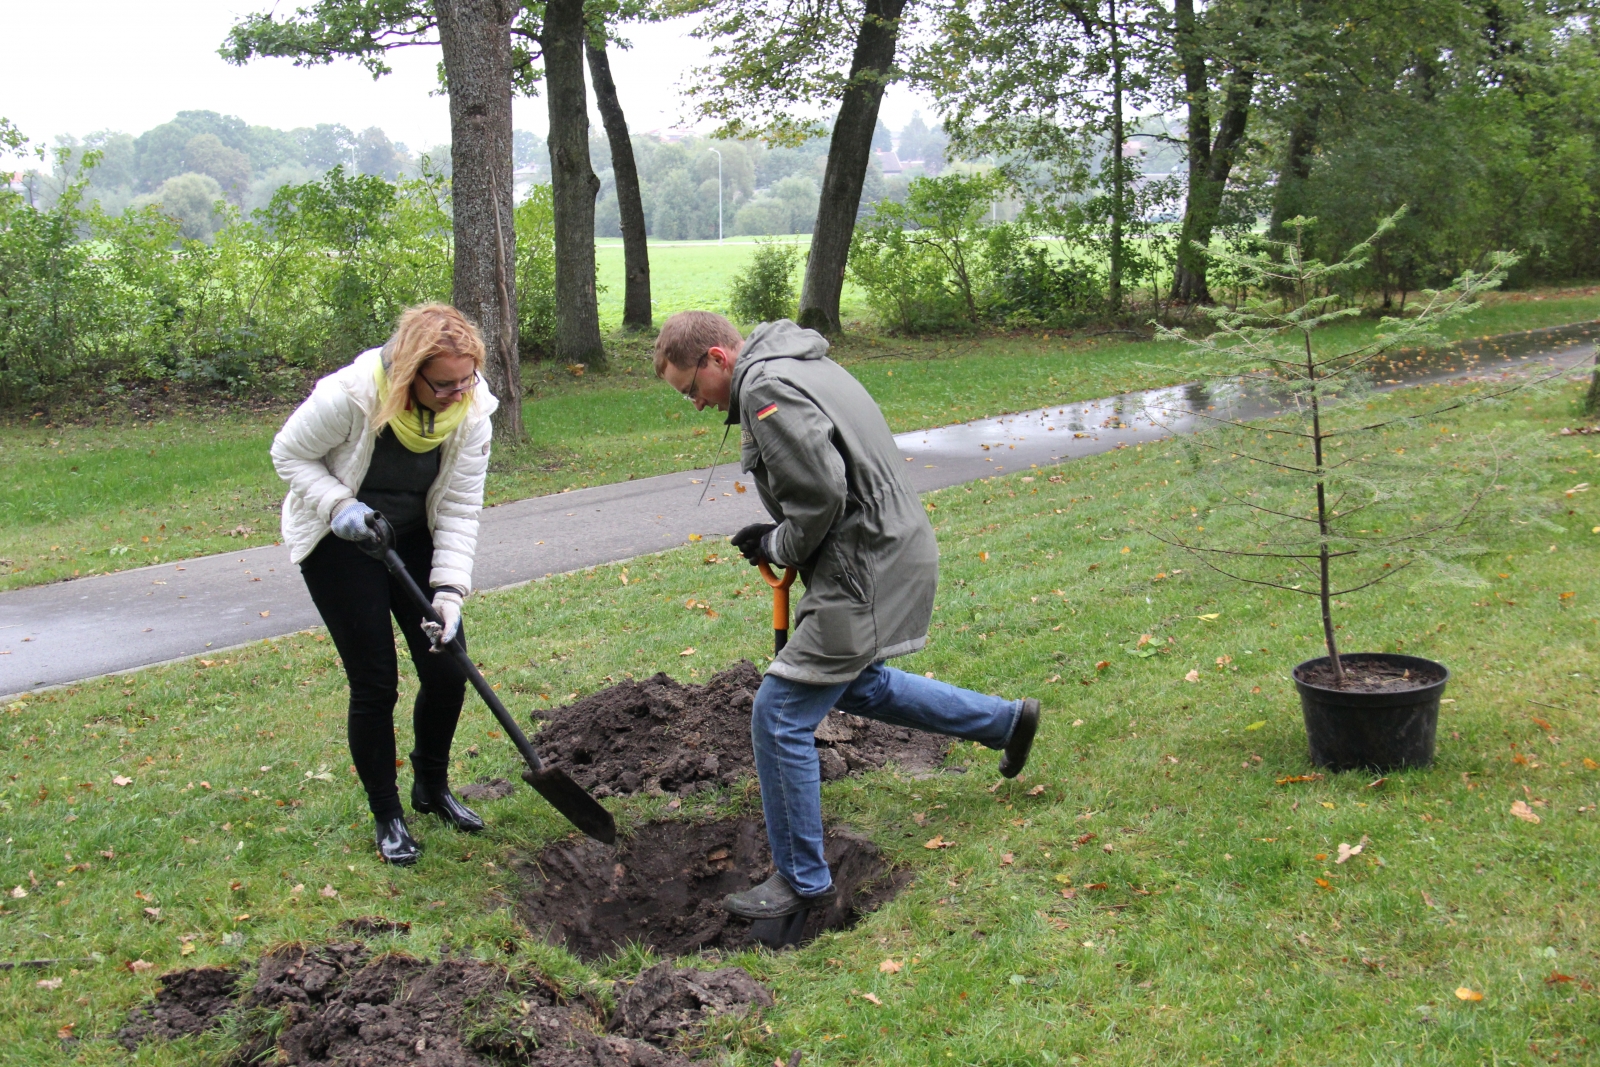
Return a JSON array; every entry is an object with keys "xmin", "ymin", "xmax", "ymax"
[{"xmin": 729, "ymin": 522, "xmax": 778, "ymax": 566}]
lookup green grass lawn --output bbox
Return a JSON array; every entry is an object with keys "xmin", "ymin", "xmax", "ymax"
[
  {"xmin": 595, "ymin": 236, "xmax": 874, "ymax": 329},
  {"xmin": 2, "ymin": 377, "xmax": 1596, "ymax": 1064},
  {"xmin": 2, "ymin": 285, "xmax": 1597, "ymax": 594}
]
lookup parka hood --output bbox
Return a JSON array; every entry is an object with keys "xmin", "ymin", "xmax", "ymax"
[{"xmin": 728, "ymin": 319, "xmax": 830, "ymax": 422}]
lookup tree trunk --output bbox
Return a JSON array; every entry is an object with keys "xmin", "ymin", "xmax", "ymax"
[
  {"xmin": 586, "ymin": 31, "xmax": 651, "ymax": 330},
  {"xmin": 542, "ymin": 0, "xmax": 606, "ymax": 367},
  {"xmin": 1108, "ymin": 0, "xmax": 1125, "ymax": 316},
  {"xmin": 1268, "ymin": 104, "xmax": 1318, "ymax": 239},
  {"xmin": 436, "ymin": 0, "xmax": 523, "ymax": 441},
  {"xmin": 1168, "ymin": 0, "xmax": 1254, "ymax": 306},
  {"xmin": 797, "ymin": 0, "xmax": 910, "ymax": 335}
]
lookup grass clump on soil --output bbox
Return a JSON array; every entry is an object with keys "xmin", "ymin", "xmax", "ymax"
[
  {"xmin": 1, "ymin": 376, "xmax": 1597, "ymax": 1065},
  {"xmin": 4, "ymin": 286, "xmax": 1597, "ymax": 593}
]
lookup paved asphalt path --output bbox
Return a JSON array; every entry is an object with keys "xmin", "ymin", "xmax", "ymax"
[{"xmin": 3, "ymin": 324, "xmax": 1593, "ymax": 698}]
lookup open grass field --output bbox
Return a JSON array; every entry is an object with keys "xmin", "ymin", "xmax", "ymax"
[
  {"xmin": 1, "ymin": 375, "xmax": 1596, "ymax": 1064},
  {"xmin": 1, "ymin": 284, "xmax": 1597, "ymax": 594},
  {"xmin": 594, "ymin": 236, "xmax": 875, "ymax": 330}
]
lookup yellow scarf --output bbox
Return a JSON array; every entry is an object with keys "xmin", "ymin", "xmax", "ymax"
[{"xmin": 374, "ymin": 360, "xmax": 470, "ymax": 453}]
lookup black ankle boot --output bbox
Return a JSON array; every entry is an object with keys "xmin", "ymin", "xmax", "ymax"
[
  {"xmin": 375, "ymin": 816, "xmax": 421, "ymax": 866},
  {"xmin": 411, "ymin": 780, "xmax": 485, "ymax": 833}
]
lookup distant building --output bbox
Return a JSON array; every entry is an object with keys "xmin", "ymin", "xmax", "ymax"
[{"xmin": 876, "ymin": 150, "xmax": 903, "ymax": 175}]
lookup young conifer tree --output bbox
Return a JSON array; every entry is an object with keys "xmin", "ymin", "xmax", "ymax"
[{"xmin": 1149, "ymin": 212, "xmax": 1514, "ymax": 686}]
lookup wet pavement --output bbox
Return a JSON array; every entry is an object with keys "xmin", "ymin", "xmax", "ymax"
[{"xmin": 2, "ymin": 321, "xmax": 1593, "ymax": 698}]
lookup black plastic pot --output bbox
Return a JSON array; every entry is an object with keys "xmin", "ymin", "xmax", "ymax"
[{"xmin": 1291, "ymin": 653, "xmax": 1448, "ymax": 772}]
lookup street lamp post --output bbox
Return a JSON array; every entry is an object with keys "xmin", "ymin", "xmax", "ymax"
[{"xmin": 708, "ymin": 147, "xmax": 723, "ymax": 242}]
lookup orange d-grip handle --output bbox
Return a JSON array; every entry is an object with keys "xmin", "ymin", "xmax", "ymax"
[{"xmin": 758, "ymin": 561, "xmax": 798, "ymax": 654}]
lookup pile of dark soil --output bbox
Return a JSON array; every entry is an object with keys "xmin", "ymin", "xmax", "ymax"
[
  {"xmin": 514, "ymin": 816, "xmax": 909, "ymax": 960},
  {"xmin": 1297, "ymin": 656, "xmax": 1446, "ymax": 693},
  {"xmin": 119, "ymin": 941, "xmax": 771, "ymax": 1066},
  {"xmin": 532, "ymin": 661, "xmax": 949, "ymax": 798},
  {"xmin": 116, "ymin": 966, "xmax": 238, "ymax": 1049},
  {"xmin": 613, "ymin": 963, "xmax": 772, "ymax": 1047}
]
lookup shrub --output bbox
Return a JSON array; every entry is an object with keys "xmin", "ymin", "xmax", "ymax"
[
  {"xmin": 848, "ymin": 172, "xmax": 1010, "ymax": 333},
  {"xmin": 983, "ymin": 224, "xmax": 1102, "ymax": 327},
  {"xmin": 727, "ymin": 239, "xmax": 802, "ymax": 326},
  {"xmin": 515, "ymin": 185, "xmax": 557, "ymax": 359}
]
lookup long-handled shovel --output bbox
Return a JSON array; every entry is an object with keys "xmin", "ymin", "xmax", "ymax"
[
  {"xmin": 359, "ymin": 513, "xmax": 615, "ymax": 844},
  {"xmin": 757, "ymin": 561, "xmax": 797, "ymax": 655},
  {"xmin": 752, "ymin": 559, "xmax": 811, "ymax": 949}
]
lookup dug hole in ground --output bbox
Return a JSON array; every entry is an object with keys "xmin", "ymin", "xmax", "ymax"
[{"xmin": 117, "ymin": 662, "xmax": 948, "ymax": 1063}]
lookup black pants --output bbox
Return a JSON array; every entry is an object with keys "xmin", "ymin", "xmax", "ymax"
[{"xmin": 300, "ymin": 528, "xmax": 466, "ymax": 822}]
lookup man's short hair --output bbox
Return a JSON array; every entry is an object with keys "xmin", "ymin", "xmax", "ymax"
[{"xmin": 654, "ymin": 311, "xmax": 744, "ymax": 376}]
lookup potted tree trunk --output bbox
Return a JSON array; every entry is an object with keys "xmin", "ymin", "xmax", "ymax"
[{"xmin": 1152, "ymin": 212, "xmax": 1513, "ymax": 771}]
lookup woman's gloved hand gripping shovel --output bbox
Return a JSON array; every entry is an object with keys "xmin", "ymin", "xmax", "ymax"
[{"xmin": 358, "ymin": 511, "xmax": 615, "ymax": 844}]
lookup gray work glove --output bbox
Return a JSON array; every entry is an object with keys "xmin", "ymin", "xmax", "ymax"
[
  {"xmin": 422, "ymin": 589, "xmax": 463, "ymax": 651},
  {"xmin": 330, "ymin": 499, "xmax": 378, "ymax": 543}
]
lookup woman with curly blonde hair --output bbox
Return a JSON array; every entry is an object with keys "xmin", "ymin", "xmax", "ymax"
[{"xmin": 272, "ymin": 304, "xmax": 500, "ymax": 865}]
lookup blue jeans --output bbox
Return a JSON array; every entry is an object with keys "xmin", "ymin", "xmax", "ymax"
[{"xmin": 751, "ymin": 662, "xmax": 1022, "ymax": 896}]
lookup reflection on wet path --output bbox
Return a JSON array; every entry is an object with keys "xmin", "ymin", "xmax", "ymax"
[{"xmin": 892, "ymin": 321, "xmax": 1597, "ymax": 493}]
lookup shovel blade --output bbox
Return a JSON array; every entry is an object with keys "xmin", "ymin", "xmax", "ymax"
[{"xmin": 520, "ymin": 766, "xmax": 616, "ymax": 844}]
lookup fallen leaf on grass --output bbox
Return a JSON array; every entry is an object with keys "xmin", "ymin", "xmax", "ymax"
[
  {"xmin": 679, "ymin": 648, "xmax": 696, "ymax": 657},
  {"xmin": 1335, "ymin": 836, "xmax": 1369, "ymax": 864},
  {"xmin": 879, "ymin": 959, "xmax": 903, "ymax": 974},
  {"xmin": 111, "ymin": 775, "xmax": 132, "ymax": 787},
  {"xmin": 8, "ymin": 886, "xmax": 25, "ymax": 899},
  {"xmin": 924, "ymin": 835, "xmax": 956, "ymax": 850},
  {"xmin": 1583, "ymin": 758, "xmax": 1598, "ymax": 770},
  {"xmin": 1244, "ymin": 720, "xmax": 1266, "ymax": 731},
  {"xmin": 320, "ymin": 885, "xmax": 339, "ymax": 898},
  {"xmin": 1276, "ymin": 774, "xmax": 1323, "ymax": 785},
  {"xmin": 1315, "ymin": 878, "xmax": 1332, "ymax": 890},
  {"xmin": 1546, "ymin": 972, "xmax": 1574, "ymax": 984},
  {"xmin": 1000, "ymin": 853, "xmax": 1014, "ymax": 866},
  {"xmin": 1027, "ymin": 784, "xmax": 1047, "ymax": 796},
  {"xmin": 127, "ymin": 960, "xmax": 155, "ymax": 974},
  {"xmin": 180, "ymin": 942, "xmax": 195, "ymax": 956},
  {"xmin": 143, "ymin": 907, "xmax": 161, "ymax": 920},
  {"xmin": 1455, "ymin": 986, "xmax": 1484, "ymax": 1002},
  {"xmin": 1195, "ymin": 613, "xmax": 1220, "ymax": 621},
  {"xmin": 861, "ymin": 992, "xmax": 883, "ymax": 1006},
  {"xmin": 1184, "ymin": 669, "xmax": 1200, "ymax": 683},
  {"xmin": 36, "ymin": 978, "xmax": 62, "ymax": 990},
  {"xmin": 1083, "ymin": 882, "xmax": 1109, "ymax": 891},
  {"xmin": 56, "ymin": 1024, "xmax": 74, "ymax": 1040},
  {"xmin": 1511, "ymin": 800, "xmax": 1542, "ymax": 824}
]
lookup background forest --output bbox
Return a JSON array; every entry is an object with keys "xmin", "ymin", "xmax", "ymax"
[{"xmin": 4, "ymin": 1, "xmax": 1600, "ymax": 414}]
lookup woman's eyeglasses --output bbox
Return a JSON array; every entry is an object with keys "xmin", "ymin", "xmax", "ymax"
[{"xmin": 420, "ymin": 371, "xmax": 479, "ymax": 398}]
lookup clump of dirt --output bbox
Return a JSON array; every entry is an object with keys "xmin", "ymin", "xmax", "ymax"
[
  {"xmin": 120, "ymin": 941, "xmax": 769, "ymax": 1065},
  {"xmin": 613, "ymin": 963, "xmax": 773, "ymax": 1048},
  {"xmin": 116, "ymin": 966, "xmax": 238, "ymax": 1049},
  {"xmin": 458, "ymin": 777, "xmax": 517, "ymax": 802},
  {"xmin": 514, "ymin": 816, "xmax": 909, "ymax": 960},
  {"xmin": 1297, "ymin": 656, "xmax": 1446, "ymax": 693},
  {"xmin": 532, "ymin": 661, "xmax": 949, "ymax": 798}
]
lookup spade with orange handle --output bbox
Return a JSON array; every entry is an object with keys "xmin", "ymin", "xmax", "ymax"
[{"xmin": 757, "ymin": 560, "xmax": 798, "ymax": 655}]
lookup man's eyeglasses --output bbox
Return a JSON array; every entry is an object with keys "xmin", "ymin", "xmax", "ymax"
[
  {"xmin": 678, "ymin": 352, "xmax": 709, "ymax": 403},
  {"xmin": 420, "ymin": 370, "xmax": 479, "ymax": 398}
]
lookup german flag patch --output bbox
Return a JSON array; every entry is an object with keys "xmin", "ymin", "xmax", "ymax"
[{"xmin": 756, "ymin": 402, "xmax": 778, "ymax": 420}]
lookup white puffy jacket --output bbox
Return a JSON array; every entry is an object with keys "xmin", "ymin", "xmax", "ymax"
[{"xmin": 271, "ymin": 347, "xmax": 500, "ymax": 594}]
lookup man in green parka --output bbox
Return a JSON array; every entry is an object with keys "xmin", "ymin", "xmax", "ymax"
[{"xmin": 654, "ymin": 311, "xmax": 1042, "ymax": 920}]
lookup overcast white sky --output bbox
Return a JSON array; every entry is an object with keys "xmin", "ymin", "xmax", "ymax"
[{"xmin": 1, "ymin": 0, "xmax": 936, "ymax": 160}]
